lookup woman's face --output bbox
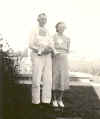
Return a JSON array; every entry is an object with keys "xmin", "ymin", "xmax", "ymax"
[{"xmin": 56, "ymin": 23, "xmax": 65, "ymax": 34}]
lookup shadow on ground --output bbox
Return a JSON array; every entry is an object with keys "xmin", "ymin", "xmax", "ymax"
[{"xmin": 3, "ymin": 83, "xmax": 100, "ymax": 119}]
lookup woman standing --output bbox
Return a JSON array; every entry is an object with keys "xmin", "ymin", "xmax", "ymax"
[{"xmin": 52, "ymin": 22, "xmax": 70, "ymax": 108}]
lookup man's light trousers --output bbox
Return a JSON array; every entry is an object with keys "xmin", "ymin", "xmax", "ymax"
[{"xmin": 31, "ymin": 53, "xmax": 52, "ymax": 104}]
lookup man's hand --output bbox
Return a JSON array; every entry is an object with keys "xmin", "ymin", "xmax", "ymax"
[
  {"xmin": 42, "ymin": 47, "xmax": 52, "ymax": 54},
  {"xmin": 37, "ymin": 47, "xmax": 52, "ymax": 56},
  {"xmin": 37, "ymin": 50, "xmax": 43, "ymax": 56}
]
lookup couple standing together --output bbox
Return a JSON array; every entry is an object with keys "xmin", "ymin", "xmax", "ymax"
[{"xmin": 29, "ymin": 13, "xmax": 70, "ymax": 109}]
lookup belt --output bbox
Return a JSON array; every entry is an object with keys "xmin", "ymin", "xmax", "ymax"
[{"xmin": 32, "ymin": 49, "xmax": 51, "ymax": 56}]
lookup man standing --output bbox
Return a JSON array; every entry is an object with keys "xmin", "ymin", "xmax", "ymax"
[{"xmin": 29, "ymin": 13, "xmax": 53, "ymax": 111}]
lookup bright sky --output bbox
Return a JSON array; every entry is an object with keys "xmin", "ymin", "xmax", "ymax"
[{"xmin": 0, "ymin": 0, "xmax": 100, "ymax": 59}]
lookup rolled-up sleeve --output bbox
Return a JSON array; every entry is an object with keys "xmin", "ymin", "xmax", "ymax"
[
  {"xmin": 29, "ymin": 29, "xmax": 40, "ymax": 51},
  {"xmin": 29, "ymin": 29, "xmax": 35, "ymax": 49}
]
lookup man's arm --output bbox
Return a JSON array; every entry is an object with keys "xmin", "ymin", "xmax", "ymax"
[
  {"xmin": 67, "ymin": 38, "xmax": 70, "ymax": 53},
  {"xmin": 29, "ymin": 29, "xmax": 41, "ymax": 53},
  {"xmin": 29, "ymin": 30, "xmax": 35, "ymax": 50}
]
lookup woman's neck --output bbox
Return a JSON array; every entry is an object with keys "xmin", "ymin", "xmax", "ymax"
[{"xmin": 38, "ymin": 24, "xmax": 45, "ymax": 28}]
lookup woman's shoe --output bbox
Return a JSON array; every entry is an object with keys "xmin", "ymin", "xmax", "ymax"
[
  {"xmin": 57, "ymin": 101, "xmax": 64, "ymax": 107},
  {"xmin": 52, "ymin": 100, "xmax": 58, "ymax": 107}
]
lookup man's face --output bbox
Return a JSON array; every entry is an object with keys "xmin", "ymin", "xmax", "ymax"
[{"xmin": 38, "ymin": 14, "xmax": 47, "ymax": 27}]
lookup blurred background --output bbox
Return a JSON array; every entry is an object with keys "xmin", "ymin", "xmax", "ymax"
[{"xmin": 0, "ymin": 0, "xmax": 100, "ymax": 76}]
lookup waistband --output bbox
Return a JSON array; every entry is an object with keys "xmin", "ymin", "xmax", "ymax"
[{"xmin": 31, "ymin": 49, "xmax": 51, "ymax": 56}]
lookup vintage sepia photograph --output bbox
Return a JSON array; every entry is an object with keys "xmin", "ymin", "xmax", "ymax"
[{"xmin": 0, "ymin": 0, "xmax": 100, "ymax": 119}]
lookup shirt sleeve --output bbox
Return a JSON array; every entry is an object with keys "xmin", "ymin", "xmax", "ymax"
[
  {"xmin": 29, "ymin": 28, "xmax": 40, "ymax": 50},
  {"xmin": 29, "ymin": 29, "xmax": 34, "ymax": 49},
  {"xmin": 49, "ymin": 35, "xmax": 57, "ymax": 54},
  {"xmin": 49, "ymin": 37, "xmax": 55, "ymax": 49}
]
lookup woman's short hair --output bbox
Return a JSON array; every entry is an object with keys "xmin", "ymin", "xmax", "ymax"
[{"xmin": 55, "ymin": 22, "xmax": 66, "ymax": 31}]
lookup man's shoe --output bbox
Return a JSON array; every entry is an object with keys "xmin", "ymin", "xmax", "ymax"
[{"xmin": 52, "ymin": 100, "xmax": 58, "ymax": 107}]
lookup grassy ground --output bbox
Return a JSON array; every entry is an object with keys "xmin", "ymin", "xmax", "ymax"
[
  {"xmin": 63, "ymin": 86, "xmax": 100, "ymax": 119},
  {"xmin": 4, "ymin": 83, "xmax": 100, "ymax": 119}
]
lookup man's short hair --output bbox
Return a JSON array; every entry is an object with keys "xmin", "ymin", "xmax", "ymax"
[{"xmin": 37, "ymin": 13, "xmax": 47, "ymax": 19}]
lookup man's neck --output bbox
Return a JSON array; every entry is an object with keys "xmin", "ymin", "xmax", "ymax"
[
  {"xmin": 39, "ymin": 24, "xmax": 45, "ymax": 28},
  {"xmin": 57, "ymin": 32, "xmax": 63, "ymax": 36}
]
